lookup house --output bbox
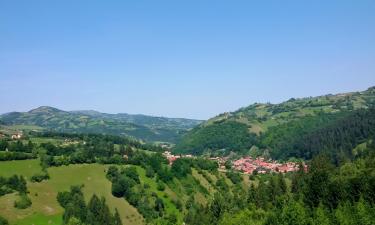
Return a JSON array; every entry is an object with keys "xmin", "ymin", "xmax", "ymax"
[{"xmin": 11, "ymin": 132, "xmax": 23, "ymax": 140}]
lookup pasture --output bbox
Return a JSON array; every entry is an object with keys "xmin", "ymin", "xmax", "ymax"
[{"xmin": 0, "ymin": 160, "xmax": 143, "ymax": 225}]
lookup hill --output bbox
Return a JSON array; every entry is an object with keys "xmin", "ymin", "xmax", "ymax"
[
  {"xmin": 1, "ymin": 133, "xmax": 375, "ymax": 225},
  {"xmin": 0, "ymin": 107, "xmax": 202, "ymax": 143},
  {"xmin": 174, "ymin": 86, "xmax": 375, "ymax": 157}
]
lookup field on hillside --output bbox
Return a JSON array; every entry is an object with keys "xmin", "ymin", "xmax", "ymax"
[
  {"xmin": 0, "ymin": 158, "xmax": 257, "ymax": 225},
  {"xmin": 0, "ymin": 160, "xmax": 143, "ymax": 225}
]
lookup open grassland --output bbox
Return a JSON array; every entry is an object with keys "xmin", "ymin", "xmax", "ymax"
[
  {"xmin": 0, "ymin": 159, "xmax": 42, "ymax": 179},
  {"xmin": 0, "ymin": 160, "xmax": 143, "ymax": 225}
]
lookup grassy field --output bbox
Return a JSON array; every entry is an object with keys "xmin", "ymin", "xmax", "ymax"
[
  {"xmin": 0, "ymin": 160, "xmax": 144, "ymax": 225},
  {"xmin": 0, "ymin": 159, "xmax": 42, "ymax": 179}
]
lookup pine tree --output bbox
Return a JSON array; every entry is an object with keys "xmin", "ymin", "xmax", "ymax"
[
  {"xmin": 313, "ymin": 203, "xmax": 331, "ymax": 225},
  {"xmin": 356, "ymin": 197, "xmax": 375, "ymax": 225},
  {"xmin": 112, "ymin": 208, "xmax": 123, "ymax": 225},
  {"xmin": 280, "ymin": 199, "xmax": 308, "ymax": 225},
  {"xmin": 86, "ymin": 194, "xmax": 101, "ymax": 225}
]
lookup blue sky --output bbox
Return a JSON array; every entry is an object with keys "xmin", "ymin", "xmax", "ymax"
[{"xmin": 1, "ymin": 0, "xmax": 375, "ymax": 119}]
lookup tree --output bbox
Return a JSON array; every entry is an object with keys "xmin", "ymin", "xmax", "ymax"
[
  {"xmin": 219, "ymin": 209, "xmax": 266, "ymax": 225},
  {"xmin": 106, "ymin": 166, "xmax": 119, "ymax": 181},
  {"xmin": 171, "ymin": 158, "xmax": 192, "ymax": 178},
  {"xmin": 280, "ymin": 199, "xmax": 308, "ymax": 225},
  {"xmin": 112, "ymin": 209, "xmax": 123, "ymax": 225},
  {"xmin": 155, "ymin": 198, "xmax": 165, "ymax": 216},
  {"xmin": 157, "ymin": 180, "xmax": 165, "ymax": 191},
  {"xmin": 86, "ymin": 195, "xmax": 112, "ymax": 225},
  {"xmin": 210, "ymin": 193, "xmax": 227, "ymax": 222},
  {"xmin": 111, "ymin": 177, "xmax": 135, "ymax": 198},
  {"xmin": 145, "ymin": 166, "xmax": 155, "ymax": 178},
  {"xmin": 355, "ymin": 197, "xmax": 375, "ymax": 225},
  {"xmin": 121, "ymin": 167, "xmax": 140, "ymax": 184},
  {"xmin": 0, "ymin": 216, "xmax": 9, "ymax": 225},
  {"xmin": 14, "ymin": 194, "xmax": 32, "ymax": 209},
  {"xmin": 335, "ymin": 201, "xmax": 356, "ymax": 225},
  {"xmin": 0, "ymin": 140, "xmax": 8, "ymax": 151},
  {"xmin": 303, "ymin": 154, "xmax": 332, "ymax": 208},
  {"xmin": 66, "ymin": 217, "xmax": 84, "ymax": 225},
  {"xmin": 312, "ymin": 203, "xmax": 331, "ymax": 225},
  {"xmin": 278, "ymin": 173, "xmax": 287, "ymax": 194}
]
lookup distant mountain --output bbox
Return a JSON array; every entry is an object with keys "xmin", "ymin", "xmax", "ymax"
[
  {"xmin": 0, "ymin": 107, "xmax": 202, "ymax": 143},
  {"xmin": 174, "ymin": 86, "xmax": 375, "ymax": 157}
]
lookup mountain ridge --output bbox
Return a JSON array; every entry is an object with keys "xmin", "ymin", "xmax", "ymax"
[
  {"xmin": 0, "ymin": 106, "xmax": 202, "ymax": 143},
  {"xmin": 174, "ymin": 86, "xmax": 375, "ymax": 156}
]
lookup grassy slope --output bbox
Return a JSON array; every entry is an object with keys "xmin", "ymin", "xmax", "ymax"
[
  {"xmin": 0, "ymin": 160, "xmax": 143, "ymax": 225},
  {"xmin": 0, "ymin": 160, "xmax": 255, "ymax": 225},
  {"xmin": 175, "ymin": 87, "xmax": 375, "ymax": 154}
]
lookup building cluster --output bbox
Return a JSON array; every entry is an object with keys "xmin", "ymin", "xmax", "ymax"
[
  {"xmin": 162, "ymin": 151, "xmax": 194, "ymax": 165},
  {"xmin": 233, "ymin": 157, "xmax": 304, "ymax": 174},
  {"xmin": 11, "ymin": 132, "xmax": 23, "ymax": 140},
  {"xmin": 162, "ymin": 151, "xmax": 306, "ymax": 174}
]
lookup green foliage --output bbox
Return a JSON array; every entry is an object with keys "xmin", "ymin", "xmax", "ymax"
[
  {"xmin": 176, "ymin": 87, "xmax": 375, "ymax": 156},
  {"xmin": 57, "ymin": 186, "xmax": 122, "ymax": 225},
  {"xmin": 175, "ymin": 121, "xmax": 257, "ymax": 155},
  {"xmin": 145, "ymin": 166, "xmax": 155, "ymax": 178},
  {"xmin": 30, "ymin": 172, "xmax": 50, "ymax": 183},
  {"xmin": 0, "ymin": 151, "xmax": 35, "ymax": 161},
  {"xmin": 157, "ymin": 180, "xmax": 165, "ymax": 191},
  {"xmin": 219, "ymin": 208, "xmax": 266, "ymax": 225},
  {"xmin": 171, "ymin": 158, "xmax": 192, "ymax": 178},
  {"xmin": 14, "ymin": 194, "xmax": 32, "ymax": 209},
  {"xmin": 111, "ymin": 176, "xmax": 135, "ymax": 198},
  {"xmin": 262, "ymin": 108, "xmax": 375, "ymax": 160},
  {"xmin": 106, "ymin": 166, "xmax": 119, "ymax": 182},
  {"xmin": 0, "ymin": 216, "xmax": 8, "ymax": 225},
  {"xmin": 226, "ymin": 171, "xmax": 242, "ymax": 184}
]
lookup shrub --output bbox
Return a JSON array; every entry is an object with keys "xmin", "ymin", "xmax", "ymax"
[
  {"xmin": 0, "ymin": 216, "xmax": 8, "ymax": 225},
  {"xmin": 30, "ymin": 173, "xmax": 50, "ymax": 183},
  {"xmin": 157, "ymin": 181, "xmax": 165, "ymax": 191},
  {"xmin": 14, "ymin": 194, "xmax": 32, "ymax": 209}
]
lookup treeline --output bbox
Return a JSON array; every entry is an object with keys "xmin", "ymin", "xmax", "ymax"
[
  {"xmin": 0, "ymin": 139, "xmax": 37, "ymax": 161},
  {"xmin": 0, "ymin": 131, "xmax": 165, "ymax": 165},
  {"xmin": 184, "ymin": 141, "xmax": 375, "ymax": 225},
  {"xmin": 175, "ymin": 121, "xmax": 257, "ymax": 155},
  {"xmin": 57, "ymin": 186, "xmax": 122, "ymax": 225},
  {"xmin": 262, "ymin": 108, "xmax": 375, "ymax": 161},
  {"xmin": 0, "ymin": 151, "xmax": 35, "ymax": 161},
  {"xmin": 0, "ymin": 140, "xmax": 34, "ymax": 153},
  {"xmin": 34, "ymin": 132, "xmax": 164, "ymax": 152}
]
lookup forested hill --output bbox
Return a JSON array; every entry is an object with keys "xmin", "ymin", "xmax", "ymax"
[
  {"xmin": 0, "ymin": 107, "xmax": 202, "ymax": 143},
  {"xmin": 174, "ymin": 86, "xmax": 375, "ymax": 157}
]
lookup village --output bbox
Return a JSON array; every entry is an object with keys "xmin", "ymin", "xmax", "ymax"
[{"xmin": 162, "ymin": 151, "xmax": 305, "ymax": 174}]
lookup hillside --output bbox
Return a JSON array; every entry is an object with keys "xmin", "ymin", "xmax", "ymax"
[
  {"xmin": 0, "ymin": 107, "xmax": 202, "ymax": 143},
  {"xmin": 174, "ymin": 86, "xmax": 375, "ymax": 156},
  {"xmin": 0, "ymin": 133, "xmax": 240, "ymax": 225},
  {"xmin": 1, "ymin": 132, "xmax": 375, "ymax": 225}
]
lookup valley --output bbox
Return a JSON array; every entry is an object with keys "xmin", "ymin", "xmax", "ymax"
[{"xmin": 1, "ymin": 87, "xmax": 375, "ymax": 225}]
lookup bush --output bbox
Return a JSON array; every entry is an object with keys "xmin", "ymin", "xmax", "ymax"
[
  {"xmin": 226, "ymin": 171, "xmax": 243, "ymax": 184},
  {"xmin": 30, "ymin": 173, "xmax": 50, "ymax": 183},
  {"xmin": 0, "ymin": 216, "xmax": 8, "ymax": 225},
  {"xmin": 106, "ymin": 166, "xmax": 119, "ymax": 181},
  {"xmin": 145, "ymin": 166, "xmax": 155, "ymax": 178},
  {"xmin": 0, "ymin": 186, "xmax": 13, "ymax": 197},
  {"xmin": 14, "ymin": 194, "xmax": 32, "ymax": 209},
  {"xmin": 157, "ymin": 181, "xmax": 166, "ymax": 191}
]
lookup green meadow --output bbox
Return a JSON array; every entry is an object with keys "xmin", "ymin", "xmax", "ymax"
[{"xmin": 0, "ymin": 160, "xmax": 143, "ymax": 225}]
